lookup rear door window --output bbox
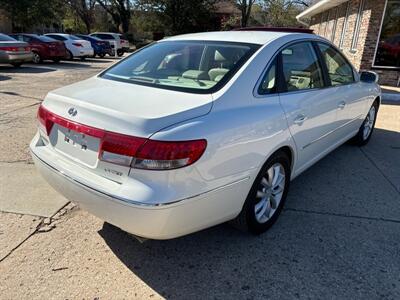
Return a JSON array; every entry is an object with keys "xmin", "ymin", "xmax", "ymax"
[
  {"xmin": 280, "ymin": 42, "xmax": 325, "ymax": 92},
  {"xmin": 317, "ymin": 42, "xmax": 355, "ymax": 86}
]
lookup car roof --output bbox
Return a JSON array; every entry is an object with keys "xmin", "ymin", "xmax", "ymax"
[
  {"xmin": 91, "ymin": 32, "xmax": 118, "ymax": 35},
  {"xmin": 163, "ymin": 31, "xmax": 311, "ymax": 45}
]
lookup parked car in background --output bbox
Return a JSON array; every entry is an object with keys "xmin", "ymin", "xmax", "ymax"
[
  {"xmin": 74, "ymin": 34, "xmax": 113, "ymax": 58},
  {"xmin": 89, "ymin": 32, "xmax": 129, "ymax": 56},
  {"xmin": 9, "ymin": 33, "xmax": 66, "ymax": 63},
  {"xmin": 0, "ymin": 33, "xmax": 32, "ymax": 67},
  {"xmin": 31, "ymin": 30, "xmax": 381, "ymax": 240},
  {"xmin": 44, "ymin": 33, "xmax": 93, "ymax": 60}
]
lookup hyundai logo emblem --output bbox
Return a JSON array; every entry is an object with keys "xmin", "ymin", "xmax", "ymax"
[{"xmin": 68, "ymin": 107, "xmax": 78, "ymax": 117}]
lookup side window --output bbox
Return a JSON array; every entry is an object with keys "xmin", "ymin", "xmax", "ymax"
[
  {"xmin": 317, "ymin": 43, "xmax": 355, "ymax": 86},
  {"xmin": 281, "ymin": 42, "xmax": 324, "ymax": 92},
  {"xmin": 258, "ymin": 58, "xmax": 277, "ymax": 95}
]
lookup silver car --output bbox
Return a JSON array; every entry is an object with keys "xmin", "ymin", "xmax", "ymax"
[{"xmin": 0, "ymin": 33, "xmax": 33, "ymax": 67}]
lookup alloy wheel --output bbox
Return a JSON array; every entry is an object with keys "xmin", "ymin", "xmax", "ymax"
[
  {"xmin": 254, "ymin": 163, "xmax": 286, "ymax": 224},
  {"xmin": 363, "ymin": 106, "xmax": 376, "ymax": 140},
  {"xmin": 32, "ymin": 52, "xmax": 41, "ymax": 64}
]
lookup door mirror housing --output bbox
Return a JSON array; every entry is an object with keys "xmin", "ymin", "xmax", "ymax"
[{"xmin": 360, "ymin": 71, "xmax": 379, "ymax": 83}]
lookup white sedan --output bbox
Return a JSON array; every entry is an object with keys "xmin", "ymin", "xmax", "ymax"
[
  {"xmin": 44, "ymin": 33, "xmax": 94, "ymax": 60},
  {"xmin": 30, "ymin": 30, "xmax": 380, "ymax": 239}
]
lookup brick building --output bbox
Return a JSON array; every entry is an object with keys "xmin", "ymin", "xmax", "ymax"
[{"xmin": 297, "ymin": 0, "xmax": 399, "ymax": 87}]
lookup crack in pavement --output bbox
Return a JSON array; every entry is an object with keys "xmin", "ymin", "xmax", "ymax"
[
  {"xmin": 0, "ymin": 202, "xmax": 74, "ymax": 263},
  {"xmin": 0, "ymin": 102, "xmax": 41, "ymax": 117},
  {"xmin": 284, "ymin": 207, "xmax": 400, "ymax": 224}
]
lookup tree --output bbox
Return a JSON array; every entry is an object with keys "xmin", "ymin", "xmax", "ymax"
[
  {"xmin": 138, "ymin": 0, "xmax": 217, "ymax": 35},
  {"xmin": 257, "ymin": 0, "xmax": 311, "ymax": 27},
  {"xmin": 65, "ymin": 0, "xmax": 97, "ymax": 33},
  {"xmin": 96, "ymin": 0, "xmax": 133, "ymax": 33},
  {"xmin": 235, "ymin": 0, "xmax": 256, "ymax": 27},
  {"xmin": 0, "ymin": 0, "xmax": 65, "ymax": 32}
]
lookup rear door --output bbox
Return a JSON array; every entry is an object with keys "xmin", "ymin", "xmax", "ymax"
[
  {"xmin": 316, "ymin": 42, "xmax": 367, "ymax": 136},
  {"xmin": 277, "ymin": 41, "xmax": 340, "ymax": 174}
]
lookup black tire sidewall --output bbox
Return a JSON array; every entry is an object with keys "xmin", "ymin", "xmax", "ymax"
[
  {"xmin": 355, "ymin": 101, "xmax": 379, "ymax": 146},
  {"xmin": 244, "ymin": 152, "xmax": 291, "ymax": 234}
]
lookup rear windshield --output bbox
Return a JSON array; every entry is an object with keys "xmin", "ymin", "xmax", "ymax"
[
  {"xmin": 100, "ymin": 40, "xmax": 259, "ymax": 93},
  {"xmin": 94, "ymin": 34, "xmax": 115, "ymax": 40},
  {"xmin": 36, "ymin": 35, "xmax": 57, "ymax": 42},
  {"xmin": 0, "ymin": 34, "xmax": 16, "ymax": 41}
]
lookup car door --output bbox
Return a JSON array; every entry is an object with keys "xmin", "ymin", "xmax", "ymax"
[
  {"xmin": 316, "ymin": 42, "xmax": 367, "ymax": 137},
  {"xmin": 277, "ymin": 41, "xmax": 340, "ymax": 174}
]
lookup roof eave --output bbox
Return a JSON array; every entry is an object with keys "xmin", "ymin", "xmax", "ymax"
[{"xmin": 296, "ymin": 0, "xmax": 349, "ymax": 21}]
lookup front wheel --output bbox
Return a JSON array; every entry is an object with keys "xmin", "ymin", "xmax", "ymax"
[
  {"xmin": 66, "ymin": 50, "xmax": 73, "ymax": 61},
  {"xmin": 32, "ymin": 52, "xmax": 42, "ymax": 64},
  {"xmin": 117, "ymin": 49, "xmax": 124, "ymax": 57},
  {"xmin": 351, "ymin": 101, "xmax": 378, "ymax": 146},
  {"xmin": 230, "ymin": 151, "xmax": 291, "ymax": 234}
]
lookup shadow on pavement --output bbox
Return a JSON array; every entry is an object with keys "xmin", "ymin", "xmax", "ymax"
[
  {"xmin": 99, "ymin": 127, "xmax": 400, "ymax": 299},
  {"xmin": 0, "ymin": 65, "xmax": 57, "ymax": 74},
  {"xmin": 0, "ymin": 74, "xmax": 11, "ymax": 81}
]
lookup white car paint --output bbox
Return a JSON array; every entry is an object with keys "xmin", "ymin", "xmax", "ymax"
[
  {"xmin": 44, "ymin": 33, "xmax": 94, "ymax": 58},
  {"xmin": 30, "ymin": 31, "xmax": 380, "ymax": 239}
]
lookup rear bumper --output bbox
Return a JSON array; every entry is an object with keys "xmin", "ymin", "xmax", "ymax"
[
  {"xmin": 0, "ymin": 52, "xmax": 33, "ymax": 63},
  {"xmin": 73, "ymin": 48, "xmax": 94, "ymax": 57},
  {"xmin": 30, "ymin": 135, "xmax": 249, "ymax": 239}
]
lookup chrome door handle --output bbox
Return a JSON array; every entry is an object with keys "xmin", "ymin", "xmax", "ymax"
[
  {"xmin": 338, "ymin": 101, "xmax": 346, "ymax": 109},
  {"xmin": 294, "ymin": 114, "xmax": 307, "ymax": 125}
]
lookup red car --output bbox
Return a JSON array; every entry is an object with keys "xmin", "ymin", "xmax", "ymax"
[{"xmin": 9, "ymin": 33, "xmax": 67, "ymax": 63}]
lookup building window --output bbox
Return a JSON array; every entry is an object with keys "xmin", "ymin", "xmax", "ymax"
[
  {"xmin": 339, "ymin": 1, "xmax": 351, "ymax": 49},
  {"xmin": 351, "ymin": 0, "xmax": 366, "ymax": 51},
  {"xmin": 373, "ymin": 0, "xmax": 400, "ymax": 69}
]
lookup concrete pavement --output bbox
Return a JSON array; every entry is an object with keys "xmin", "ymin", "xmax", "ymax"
[{"xmin": 0, "ymin": 59, "xmax": 399, "ymax": 299}]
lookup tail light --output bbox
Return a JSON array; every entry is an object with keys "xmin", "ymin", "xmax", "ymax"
[
  {"xmin": 37, "ymin": 105, "xmax": 206, "ymax": 170},
  {"xmin": 72, "ymin": 43, "xmax": 83, "ymax": 47},
  {"xmin": 0, "ymin": 46, "xmax": 18, "ymax": 52}
]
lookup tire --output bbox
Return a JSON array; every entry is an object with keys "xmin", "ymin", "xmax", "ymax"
[
  {"xmin": 66, "ymin": 50, "xmax": 73, "ymax": 61},
  {"xmin": 230, "ymin": 151, "xmax": 291, "ymax": 235},
  {"xmin": 32, "ymin": 52, "xmax": 42, "ymax": 64},
  {"xmin": 351, "ymin": 101, "xmax": 379, "ymax": 146},
  {"xmin": 11, "ymin": 62, "xmax": 22, "ymax": 67},
  {"xmin": 80, "ymin": 56, "xmax": 86, "ymax": 61},
  {"xmin": 99, "ymin": 53, "xmax": 105, "ymax": 58},
  {"xmin": 52, "ymin": 58, "xmax": 61, "ymax": 63},
  {"xmin": 117, "ymin": 49, "xmax": 124, "ymax": 57}
]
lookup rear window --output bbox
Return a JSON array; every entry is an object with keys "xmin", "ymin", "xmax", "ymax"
[
  {"xmin": 101, "ymin": 40, "xmax": 259, "ymax": 94},
  {"xmin": 36, "ymin": 35, "xmax": 57, "ymax": 42},
  {"xmin": 0, "ymin": 34, "xmax": 16, "ymax": 41},
  {"xmin": 94, "ymin": 34, "xmax": 115, "ymax": 40}
]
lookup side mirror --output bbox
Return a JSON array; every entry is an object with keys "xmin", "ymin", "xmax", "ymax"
[{"xmin": 360, "ymin": 71, "xmax": 379, "ymax": 83}]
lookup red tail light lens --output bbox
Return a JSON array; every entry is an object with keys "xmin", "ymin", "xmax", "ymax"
[
  {"xmin": 37, "ymin": 105, "xmax": 206, "ymax": 170},
  {"xmin": 72, "ymin": 43, "xmax": 83, "ymax": 47},
  {"xmin": 0, "ymin": 46, "xmax": 18, "ymax": 52},
  {"xmin": 133, "ymin": 139, "xmax": 207, "ymax": 170}
]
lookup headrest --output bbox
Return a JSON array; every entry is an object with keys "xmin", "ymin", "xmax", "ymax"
[{"xmin": 182, "ymin": 70, "xmax": 208, "ymax": 80}]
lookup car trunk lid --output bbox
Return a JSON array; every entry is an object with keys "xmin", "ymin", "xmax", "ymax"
[{"xmin": 40, "ymin": 76, "xmax": 212, "ymax": 180}]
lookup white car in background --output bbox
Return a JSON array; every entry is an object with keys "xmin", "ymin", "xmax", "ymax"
[
  {"xmin": 90, "ymin": 32, "xmax": 129, "ymax": 56},
  {"xmin": 44, "ymin": 33, "xmax": 93, "ymax": 60},
  {"xmin": 31, "ymin": 30, "xmax": 380, "ymax": 240}
]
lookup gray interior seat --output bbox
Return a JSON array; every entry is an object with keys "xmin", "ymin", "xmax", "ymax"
[{"xmin": 208, "ymin": 49, "xmax": 231, "ymax": 81}]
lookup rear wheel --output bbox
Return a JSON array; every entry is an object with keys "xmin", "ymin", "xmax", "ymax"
[
  {"xmin": 32, "ymin": 52, "xmax": 42, "ymax": 64},
  {"xmin": 230, "ymin": 151, "xmax": 290, "ymax": 234},
  {"xmin": 99, "ymin": 53, "xmax": 105, "ymax": 58},
  {"xmin": 351, "ymin": 101, "xmax": 378, "ymax": 146},
  {"xmin": 117, "ymin": 49, "xmax": 124, "ymax": 57},
  {"xmin": 66, "ymin": 50, "xmax": 73, "ymax": 60}
]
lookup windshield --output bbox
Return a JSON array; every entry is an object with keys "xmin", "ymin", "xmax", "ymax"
[{"xmin": 100, "ymin": 40, "xmax": 259, "ymax": 93}]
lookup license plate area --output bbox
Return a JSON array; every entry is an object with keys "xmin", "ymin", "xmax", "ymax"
[{"xmin": 49, "ymin": 124, "xmax": 100, "ymax": 167}]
